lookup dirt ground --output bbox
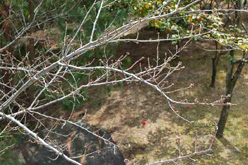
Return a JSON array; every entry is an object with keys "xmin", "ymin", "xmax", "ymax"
[{"xmin": 76, "ymin": 30, "xmax": 248, "ymax": 164}]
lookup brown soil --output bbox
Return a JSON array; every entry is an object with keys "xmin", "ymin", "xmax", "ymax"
[{"xmin": 74, "ymin": 30, "xmax": 248, "ymax": 164}]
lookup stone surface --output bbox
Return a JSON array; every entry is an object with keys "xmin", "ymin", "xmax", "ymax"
[{"xmin": 19, "ymin": 120, "xmax": 125, "ymax": 165}]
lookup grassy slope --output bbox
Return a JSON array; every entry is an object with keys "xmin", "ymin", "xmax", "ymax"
[{"xmin": 84, "ymin": 32, "xmax": 248, "ymax": 164}]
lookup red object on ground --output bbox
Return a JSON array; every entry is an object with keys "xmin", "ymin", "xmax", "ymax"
[
  {"xmin": 142, "ymin": 121, "xmax": 147, "ymax": 125},
  {"xmin": 198, "ymin": 17, "xmax": 202, "ymax": 21},
  {"xmin": 188, "ymin": 105, "xmax": 192, "ymax": 109}
]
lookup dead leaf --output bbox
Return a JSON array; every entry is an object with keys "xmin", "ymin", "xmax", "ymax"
[
  {"xmin": 66, "ymin": 130, "xmax": 76, "ymax": 155},
  {"xmin": 80, "ymin": 155, "xmax": 86, "ymax": 164}
]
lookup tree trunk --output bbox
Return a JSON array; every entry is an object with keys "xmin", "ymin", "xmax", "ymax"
[
  {"xmin": 217, "ymin": 0, "xmax": 244, "ymax": 138},
  {"xmin": 1, "ymin": 1, "xmax": 11, "ymax": 93},
  {"xmin": 235, "ymin": 0, "xmax": 243, "ymax": 27},
  {"xmin": 210, "ymin": 59, "xmax": 217, "ymax": 87},
  {"xmin": 216, "ymin": 50, "xmax": 246, "ymax": 138},
  {"xmin": 176, "ymin": 40, "xmax": 181, "ymax": 56},
  {"xmin": 216, "ymin": 83, "xmax": 233, "ymax": 139},
  {"xmin": 209, "ymin": 0, "xmax": 213, "ymax": 9},
  {"xmin": 210, "ymin": 41, "xmax": 221, "ymax": 87},
  {"xmin": 28, "ymin": 0, "xmax": 35, "ymax": 64},
  {"xmin": 26, "ymin": 0, "xmax": 36, "ymax": 103},
  {"xmin": 216, "ymin": 0, "xmax": 220, "ymax": 8}
]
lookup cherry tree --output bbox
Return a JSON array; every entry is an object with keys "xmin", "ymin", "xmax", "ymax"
[{"xmin": 0, "ymin": 0, "xmax": 235, "ymax": 164}]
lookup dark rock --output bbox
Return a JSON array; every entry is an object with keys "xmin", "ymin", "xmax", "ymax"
[{"xmin": 20, "ymin": 120, "xmax": 125, "ymax": 165}]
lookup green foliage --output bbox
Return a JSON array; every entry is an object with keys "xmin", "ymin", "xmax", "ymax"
[
  {"xmin": 128, "ymin": 0, "xmax": 248, "ymax": 53},
  {"xmin": 32, "ymin": 0, "xmax": 132, "ymax": 111},
  {"xmin": 43, "ymin": 84, "xmax": 88, "ymax": 111},
  {"xmin": 62, "ymin": 90, "xmax": 87, "ymax": 111},
  {"xmin": 0, "ymin": 131, "xmax": 22, "ymax": 165},
  {"xmin": 128, "ymin": 0, "xmax": 207, "ymax": 45},
  {"xmin": 122, "ymin": 56, "xmax": 132, "ymax": 69}
]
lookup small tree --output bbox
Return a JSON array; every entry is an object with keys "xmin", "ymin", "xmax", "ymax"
[{"xmin": 2, "ymin": 0, "xmax": 243, "ymax": 164}]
